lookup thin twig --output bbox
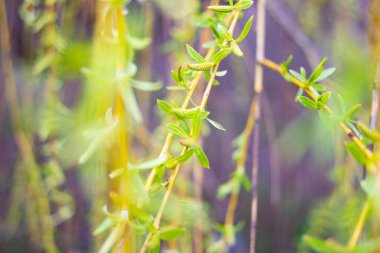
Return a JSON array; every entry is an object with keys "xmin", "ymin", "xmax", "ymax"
[
  {"xmin": 259, "ymin": 58, "xmax": 374, "ymax": 162},
  {"xmin": 250, "ymin": 0, "xmax": 266, "ymax": 252},
  {"xmin": 139, "ymin": 9, "xmax": 243, "ymax": 252},
  {"xmin": 347, "ymin": 199, "xmax": 371, "ymax": 249},
  {"xmin": 0, "ymin": 1, "xmax": 58, "ymax": 252},
  {"xmin": 266, "ymin": 0, "xmax": 322, "ymax": 67}
]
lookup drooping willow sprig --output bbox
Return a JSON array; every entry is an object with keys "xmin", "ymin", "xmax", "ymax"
[
  {"xmin": 259, "ymin": 57, "xmax": 380, "ymax": 252},
  {"xmin": 144, "ymin": 0, "xmax": 254, "ymax": 191},
  {"xmin": 138, "ymin": 1, "xmax": 255, "ymax": 252}
]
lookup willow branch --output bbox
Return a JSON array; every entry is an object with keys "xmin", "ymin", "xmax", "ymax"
[
  {"xmin": 139, "ymin": 9, "xmax": 242, "ymax": 252},
  {"xmin": 259, "ymin": 58, "xmax": 374, "ymax": 163}
]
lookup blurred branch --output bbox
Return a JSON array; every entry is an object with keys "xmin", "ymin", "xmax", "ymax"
[
  {"xmin": 0, "ymin": 1, "xmax": 58, "ymax": 252},
  {"xmin": 250, "ymin": 0, "xmax": 266, "ymax": 252},
  {"xmin": 266, "ymin": 0, "xmax": 322, "ymax": 67}
]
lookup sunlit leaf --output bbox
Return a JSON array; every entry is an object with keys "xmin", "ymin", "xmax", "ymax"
[
  {"xmin": 167, "ymin": 123, "xmax": 189, "ymax": 139},
  {"xmin": 206, "ymin": 118, "xmax": 226, "ymax": 131},
  {"xmin": 159, "ymin": 227, "xmax": 185, "ymax": 241},
  {"xmin": 296, "ymin": 96, "xmax": 317, "ymax": 110},
  {"xmin": 236, "ymin": 16, "xmax": 254, "ymax": 42},
  {"xmin": 195, "ymin": 145, "xmax": 210, "ymax": 168},
  {"xmin": 186, "ymin": 44, "xmax": 206, "ymax": 63},
  {"xmin": 128, "ymin": 155, "xmax": 168, "ymax": 171}
]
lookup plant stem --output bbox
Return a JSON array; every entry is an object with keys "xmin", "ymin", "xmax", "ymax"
[
  {"xmin": 347, "ymin": 199, "xmax": 371, "ymax": 249},
  {"xmin": 250, "ymin": 0, "xmax": 266, "ymax": 252},
  {"xmin": 224, "ymin": 96, "xmax": 256, "ymax": 238},
  {"xmin": 259, "ymin": 58, "xmax": 374, "ymax": 163},
  {"xmin": 144, "ymin": 3, "xmax": 240, "ymax": 190},
  {"xmin": 139, "ymin": 9, "xmax": 242, "ymax": 252},
  {"xmin": 0, "ymin": 1, "xmax": 57, "ymax": 252}
]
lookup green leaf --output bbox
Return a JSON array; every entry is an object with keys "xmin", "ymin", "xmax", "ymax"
[
  {"xmin": 282, "ymin": 55, "xmax": 293, "ymax": 70},
  {"xmin": 130, "ymin": 80, "xmax": 162, "ymax": 91},
  {"xmin": 308, "ymin": 57, "xmax": 328, "ymax": 84},
  {"xmin": 186, "ymin": 44, "xmax": 206, "ymax": 63},
  {"xmin": 166, "ymin": 86, "xmax": 186, "ymax": 91},
  {"xmin": 318, "ymin": 111, "xmax": 334, "ymax": 131},
  {"xmin": 234, "ymin": 0, "xmax": 254, "ymax": 10},
  {"xmin": 167, "ymin": 123, "xmax": 189, "ymax": 139},
  {"xmin": 147, "ymin": 235, "xmax": 160, "ymax": 253},
  {"xmin": 159, "ymin": 227, "xmax": 186, "ymax": 241},
  {"xmin": 314, "ymin": 67, "xmax": 336, "ymax": 82},
  {"xmin": 231, "ymin": 40, "xmax": 243, "ymax": 57},
  {"xmin": 345, "ymin": 104, "xmax": 362, "ymax": 120},
  {"xmin": 206, "ymin": 118, "xmax": 226, "ymax": 131},
  {"xmin": 192, "ymin": 108, "xmax": 202, "ymax": 139},
  {"xmin": 345, "ymin": 142, "xmax": 367, "ymax": 165},
  {"xmin": 217, "ymin": 24, "xmax": 233, "ymax": 41},
  {"xmin": 127, "ymin": 35, "xmax": 151, "ymax": 50},
  {"xmin": 346, "ymin": 121, "xmax": 363, "ymax": 139},
  {"xmin": 240, "ymin": 171, "xmax": 251, "ymax": 191},
  {"xmin": 216, "ymin": 70, "xmax": 228, "ymax": 77},
  {"xmin": 157, "ymin": 99, "xmax": 172, "ymax": 114},
  {"xmin": 33, "ymin": 53, "xmax": 55, "ymax": 75},
  {"xmin": 195, "ymin": 146, "xmax": 210, "ymax": 168},
  {"xmin": 289, "ymin": 69, "xmax": 307, "ymax": 83},
  {"xmin": 302, "ymin": 235, "xmax": 347, "ymax": 253},
  {"xmin": 318, "ymin": 91, "xmax": 331, "ymax": 104},
  {"xmin": 181, "ymin": 120, "xmax": 191, "ymax": 135},
  {"xmin": 358, "ymin": 122, "xmax": 380, "ymax": 141},
  {"xmin": 310, "ymin": 83, "xmax": 326, "ymax": 91},
  {"xmin": 236, "ymin": 16, "xmax": 254, "ymax": 42},
  {"xmin": 109, "ymin": 168, "xmax": 124, "ymax": 179},
  {"xmin": 93, "ymin": 217, "xmax": 113, "ymax": 235},
  {"xmin": 118, "ymin": 82, "xmax": 142, "ymax": 123},
  {"xmin": 128, "ymin": 155, "xmax": 168, "ymax": 171},
  {"xmin": 212, "ymin": 48, "xmax": 232, "ymax": 63},
  {"xmin": 296, "ymin": 96, "xmax": 317, "ymax": 110},
  {"xmin": 217, "ymin": 181, "xmax": 233, "ymax": 199},
  {"xmin": 176, "ymin": 149, "xmax": 195, "ymax": 163}
]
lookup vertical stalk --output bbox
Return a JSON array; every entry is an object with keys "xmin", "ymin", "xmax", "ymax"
[
  {"xmin": 347, "ymin": 199, "xmax": 371, "ymax": 249},
  {"xmin": 250, "ymin": 0, "xmax": 266, "ymax": 252},
  {"xmin": 0, "ymin": 1, "xmax": 58, "ymax": 252}
]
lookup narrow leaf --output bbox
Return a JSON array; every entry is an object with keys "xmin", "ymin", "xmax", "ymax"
[
  {"xmin": 128, "ymin": 155, "xmax": 168, "ymax": 171},
  {"xmin": 192, "ymin": 108, "xmax": 202, "ymax": 139},
  {"xmin": 206, "ymin": 118, "xmax": 226, "ymax": 131},
  {"xmin": 236, "ymin": 16, "xmax": 254, "ymax": 42},
  {"xmin": 358, "ymin": 122, "xmax": 380, "ymax": 141},
  {"xmin": 176, "ymin": 149, "xmax": 195, "ymax": 163},
  {"xmin": 296, "ymin": 96, "xmax": 317, "ymax": 110},
  {"xmin": 157, "ymin": 99, "xmax": 172, "ymax": 114},
  {"xmin": 130, "ymin": 80, "xmax": 162, "ymax": 91},
  {"xmin": 289, "ymin": 69, "xmax": 307, "ymax": 83},
  {"xmin": 167, "ymin": 123, "xmax": 189, "ymax": 139},
  {"xmin": 217, "ymin": 24, "xmax": 233, "ymax": 41},
  {"xmin": 308, "ymin": 57, "xmax": 328, "ymax": 84},
  {"xmin": 231, "ymin": 41, "xmax": 243, "ymax": 57},
  {"xmin": 186, "ymin": 44, "xmax": 206, "ymax": 63},
  {"xmin": 159, "ymin": 228, "xmax": 186, "ymax": 241},
  {"xmin": 195, "ymin": 146, "xmax": 210, "ymax": 168},
  {"xmin": 234, "ymin": 0, "xmax": 254, "ymax": 10},
  {"xmin": 345, "ymin": 142, "xmax": 367, "ymax": 165},
  {"xmin": 314, "ymin": 67, "xmax": 336, "ymax": 82},
  {"xmin": 212, "ymin": 48, "xmax": 232, "ymax": 63}
]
